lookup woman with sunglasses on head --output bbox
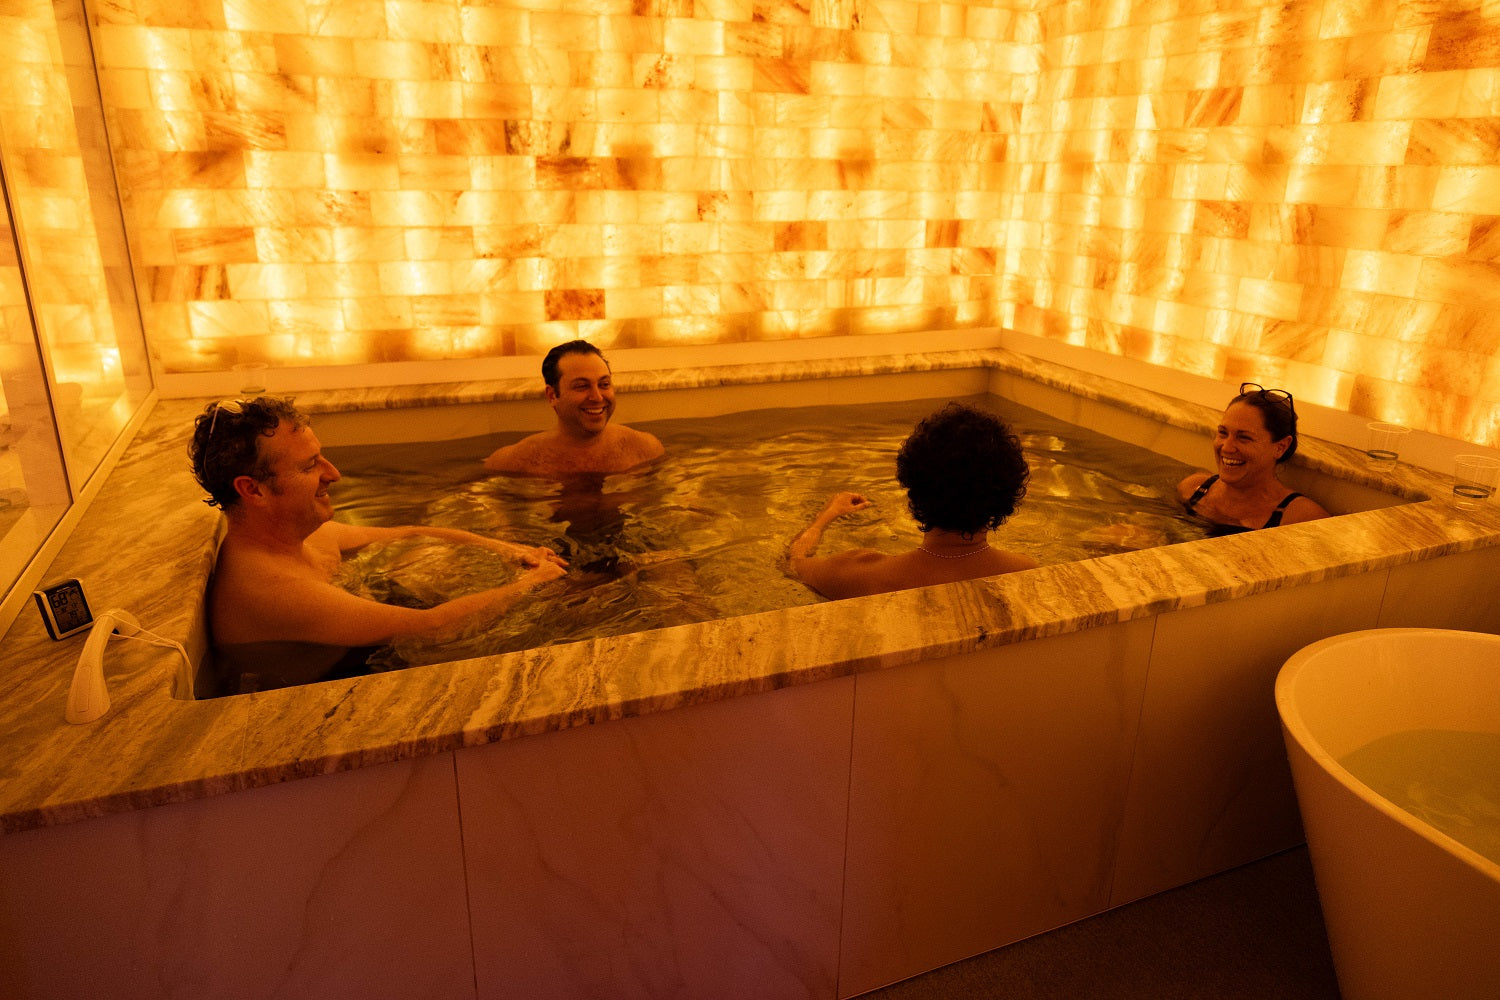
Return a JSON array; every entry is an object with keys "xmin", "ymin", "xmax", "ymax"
[{"xmin": 1176, "ymin": 382, "xmax": 1330, "ymax": 535}]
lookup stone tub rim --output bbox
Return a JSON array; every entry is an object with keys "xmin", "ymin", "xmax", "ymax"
[{"xmin": 1, "ymin": 347, "xmax": 1493, "ymax": 836}]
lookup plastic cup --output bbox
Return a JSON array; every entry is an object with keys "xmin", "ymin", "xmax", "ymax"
[
  {"xmin": 1452, "ymin": 454, "xmax": 1500, "ymax": 507},
  {"xmin": 232, "ymin": 362, "xmax": 268, "ymax": 395},
  {"xmin": 1365, "ymin": 422, "xmax": 1409, "ymax": 469}
]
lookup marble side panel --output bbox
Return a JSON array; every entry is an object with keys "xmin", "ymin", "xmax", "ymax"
[
  {"xmin": 1108, "ymin": 570, "xmax": 1390, "ymax": 907},
  {"xmin": 456, "ymin": 676, "xmax": 853, "ymax": 1000},
  {"xmin": 0, "ymin": 752, "xmax": 471, "ymax": 1000},
  {"xmin": 839, "ymin": 618, "xmax": 1156, "ymax": 998},
  {"xmin": 1376, "ymin": 544, "xmax": 1500, "ymax": 634}
]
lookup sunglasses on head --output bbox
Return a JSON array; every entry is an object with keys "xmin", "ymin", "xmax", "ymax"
[
  {"xmin": 205, "ymin": 397, "xmax": 252, "ymax": 438},
  {"xmin": 1239, "ymin": 382, "xmax": 1295, "ymax": 413}
]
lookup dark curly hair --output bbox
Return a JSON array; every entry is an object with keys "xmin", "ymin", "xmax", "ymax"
[
  {"xmin": 542, "ymin": 339, "xmax": 607, "ymax": 391},
  {"xmin": 896, "ymin": 402, "xmax": 1030, "ymax": 535},
  {"xmin": 188, "ymin": 395, "xmax": 306, "ymax": 510}
]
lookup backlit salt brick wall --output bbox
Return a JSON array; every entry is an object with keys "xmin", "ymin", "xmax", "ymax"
[
  {"xmin": 84, "ymin": 0, "xmax": 1500, "ymax": 445},
  {"xmin": 94, "ymin": 0, "xmax": 1029, "ymax": 371},
  {"xmin": 2, "ymin": 0, "xmax": 150, "ymax": 478},
  {"xmin": 4, "ymin": 0, "xmax": 122, "ymax": 385},
  {"xmin": 1009, "ymin": 0, "xmax": 1500, "ymax": 444}
]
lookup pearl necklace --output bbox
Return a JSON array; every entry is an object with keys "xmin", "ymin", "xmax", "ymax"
[{"xmin": 917, "ymin": 543, "xmax": 991, "ymax": 560}]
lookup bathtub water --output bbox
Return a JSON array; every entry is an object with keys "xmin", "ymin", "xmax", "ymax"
[
  {"xmin": 280, "ymin": 392, "xmax": 1208, "ymax": 684},
  {"xmin": 1277, "ymin": 628, "xmax": 1500, "ymax": 1000},
  {"xmin": 1339, "ymin": 729, "xmax": 1500, "ymax": 865}
]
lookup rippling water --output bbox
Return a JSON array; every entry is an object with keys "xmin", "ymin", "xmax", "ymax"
[{"xmin": 324, "ymin": 393, "xmax": 1207, "ymax": 669}]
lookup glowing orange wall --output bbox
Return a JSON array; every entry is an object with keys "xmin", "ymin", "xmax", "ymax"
[
  {"xmin": 1008, "ymin": 0, "xmax": 1500, "ymax": 445},
  {"xmin": 87, "ymin": 0, "xmax": 1500, "ymax": 444}
]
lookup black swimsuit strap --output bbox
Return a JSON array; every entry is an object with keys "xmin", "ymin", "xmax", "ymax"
[
  {"xmin": 1188, "ymin": 475, "xmax": 1301, "ymax": 529},
  {"xmin": 1262, "ymin": 491, "xmax": 1304, "ymax": 528},
  {"xmin": 1183, "ymin": 474, "xmax": 1218, "ymax": 513}
]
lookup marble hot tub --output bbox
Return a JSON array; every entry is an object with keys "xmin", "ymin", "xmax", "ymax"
[{"xmin": 2, "ymin": 347, "xmax": 1500, "ymax": 1000}]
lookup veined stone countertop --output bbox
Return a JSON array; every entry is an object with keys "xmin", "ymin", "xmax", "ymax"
[{"xmin": 2, "ymin": 349, "xmax": 1496, "ymax": 835}]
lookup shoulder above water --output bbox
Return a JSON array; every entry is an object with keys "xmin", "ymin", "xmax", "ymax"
[{"xmin": 483, "ymin": 424, "xmax": 663, "ymax": 477}]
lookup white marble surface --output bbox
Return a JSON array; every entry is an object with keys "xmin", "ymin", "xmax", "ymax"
[
  {"xmin": 840, "ymin": 618, "xmax": 1155, "ymax": 995},
  {"xmin": 458, "ymin": 676, "xmax": 851, "ymax": 1000},
  {"xmin": 2, "ymin": 347, "xmax": 1498, "ymax": 836},
  {"xmin": 1108, "ymin": 571, "xmax": 1389, "ymax": 905},
  {"xmin": 0, "ymin": 752, "xmax": 472, "ymax": 998}
]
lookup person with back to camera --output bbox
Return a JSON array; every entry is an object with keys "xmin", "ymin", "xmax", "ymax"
[
  {"xmin": 482, "ymin": 339, "xmax": 664, "ymax": 477},
  {"xmin": 190, "ymin": 395, "xmax": 568, "ymax": 691},
  {"xmin": 788, "ymin": 401, "xmax": 1039, "ymax": 600},
  {"xmin": 1176, "ymin": 381, "xmax": 1330, "ymax": 535}
]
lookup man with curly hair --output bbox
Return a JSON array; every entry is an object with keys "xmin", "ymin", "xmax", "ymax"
[
  {"xmin": 190, "ymin": 395, "xmax": 567, "ymax": 690},
  {"xmin": 788, "ymin": 402, "xmax": 1037, "ymax": 599}
]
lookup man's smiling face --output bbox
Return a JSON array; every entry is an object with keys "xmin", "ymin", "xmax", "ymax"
[{"xmin": 547, "ymin": 351, "xmax": 616, "ymax": 439}]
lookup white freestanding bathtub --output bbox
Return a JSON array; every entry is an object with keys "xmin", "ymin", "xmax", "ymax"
[{"xmin": 1277, "ymin": 628, "xmax": 1500, "ymax": 1000}]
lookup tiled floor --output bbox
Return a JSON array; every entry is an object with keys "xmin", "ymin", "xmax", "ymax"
[{"xmin": 858, "ymin": 846, "xmax": 1341, "ymax": 1000}]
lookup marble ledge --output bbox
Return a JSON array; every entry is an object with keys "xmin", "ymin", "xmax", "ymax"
[
  {"xmin": 289, "ymin": 347, "xmax": 1438, "ymax": 501},
  {"xmin": 284, "ymin": 350, "xmax": 1009, "ymax": 413},
  {"xmin": 2, "ymin": 350, "xmax": 1497, "ymax": 836}
]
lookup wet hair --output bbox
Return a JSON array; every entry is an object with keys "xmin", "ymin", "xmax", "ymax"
[
  {"xmin": 896, "ymin": 402, "xmax": 1030, "ymax": 535},
  {"xmin": 541, "ymin": 340, "xmax": 608, "ymax": 391},
  {"xmin": 1231, "ymin": 383, "xmax": 1299, "ymax": 463},
  {"xmin": 188, "ymin": 395, "xmax": 306, "ymax": 510}
]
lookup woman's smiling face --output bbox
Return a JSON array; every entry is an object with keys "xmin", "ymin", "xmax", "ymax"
[{"xmin": 1214, "ymin": 400, "xmax": 1290, "ymax": 483}]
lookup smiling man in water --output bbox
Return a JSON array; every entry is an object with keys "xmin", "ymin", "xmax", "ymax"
[
  {"xmin": 482, "ymin": 340, "xmax": 664, "ymax": 477},
  {"xmin": 190, "ymin": 395, "xmax": 567, "ymax": 691}
]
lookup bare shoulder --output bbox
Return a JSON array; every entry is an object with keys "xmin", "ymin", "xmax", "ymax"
[
  {"xmin": 485, "ymin": 425, "xmax": 661, "ymax": 476},
  {"xmin": 615, "ymin": 424, "xmax": 664, "ymax": 462},
  {"xmin": 789, "ymin": 547, "xmax": 893, "ymax": 600},
  {"xmin": 482, "ymin": 431, "xmax": 551, "ymax": 473},
  {"xmin": 212, "ymin": 532, "xmax": 387, "ymax": 646},
  {"xmin": 996, "ymin": 550, "xmax": 1040, "ymax": 572},
  {"xmin": 209, "ymin": 541, "xmax": 317, "ymax": 644},
  {"xmin": 1283, "ymin": 493, "xmax": 1331, "ymax": 524},
  {"xmin": 1177, "ymin": 470, "xmax": 1212, "ymax": 502},
  {"xmin": 213, "ymin": 534, "xmax": 278, "ymax": 586}
]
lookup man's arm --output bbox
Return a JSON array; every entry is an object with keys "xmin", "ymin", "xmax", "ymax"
[
  {"xmin": 788, "ymin": 492, "xmax": 885, "ymax": 600},
  {"xmin": 323, "ymin": 522, "xmax": 566, "ymax": 567},
  {"xmin": 222, "ymin": 560, "xmax": 567, "ymax": 648},
  {"xmin": 788, "ymin": 547, "xmax": 889, "ymax": 601}
]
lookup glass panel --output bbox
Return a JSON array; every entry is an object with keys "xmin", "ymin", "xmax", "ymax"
[
  {"xmin": 0, "ymin": 0, "xmax": 152, "ymax": 617},
  {"xmin": 0, "ymin": 161, "xmax": 70, "ymax": 596},
  {"xmin": 3, "ymin": 0, "xmax": 150, "ymax": 489}
]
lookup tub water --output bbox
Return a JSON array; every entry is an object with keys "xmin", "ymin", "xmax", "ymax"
[
  {"xmin": 278, "ymin": 393, "xmax": 1205, "ymax": 681},
  {"xmin": 1339, "ymin": 728, "xmax": 1500, "ymax": 865},
  {"xmin": 1277, "ymin": 628, "xmax": 1500, "ymax": 1000}
]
